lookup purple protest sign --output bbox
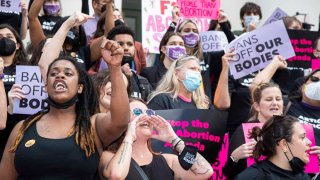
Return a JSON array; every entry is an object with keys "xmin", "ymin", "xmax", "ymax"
[
  {"xmin": 242, "ymin": 123, "xmax": 319, "ymax": 173},
  {"xmin": 224, "ymin": 20, "xmax": 295, "ymax": 79},
  {"xmin": 177, "ymin": 0, "xmax": 220, "ymax": 19},
  {"xmin": 13, "ymin": 66, "xmax": 48, "ymax": 115},
  {"xmin": 263, "ymin": 7, "xmax": 288, "ymax": 26},
  {"xmin": 0, "ymin": 0, "xmax": 21, "ymax": 13}
]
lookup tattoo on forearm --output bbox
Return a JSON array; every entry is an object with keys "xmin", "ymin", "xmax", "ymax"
[
  {"xmin": 118, "ymin": 142, "xmax": 130, "ymax": 164},
  {"xmin": 190, "ymin": 155, "xmax": 211, "ymax": 175}
]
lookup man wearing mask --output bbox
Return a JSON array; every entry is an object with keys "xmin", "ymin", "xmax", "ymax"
[
  {"xmin": 233, "ymin": 2, "xmax": 262, "ymax": 36},
  {"xmin": 106, "ymin": 25, "xmax": 153, "ymax": 101},
  {"xmin": 83, "ymin": 0, "xmax": 110, "ymax": 42}
]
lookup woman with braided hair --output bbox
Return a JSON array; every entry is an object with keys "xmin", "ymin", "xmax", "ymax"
[{"xmin": 0, "ymin": 39, "xmax": 130, "ymax": 179}]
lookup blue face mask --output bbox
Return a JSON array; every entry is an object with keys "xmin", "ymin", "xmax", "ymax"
[{"xmin": 182, "ymin": 70, "xmax": 201, "ymax": 92}]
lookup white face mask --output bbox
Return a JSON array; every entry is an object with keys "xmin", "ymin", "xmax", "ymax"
[
  {"xmin": 244, "ymin": 15, "xmax": 260, "ymax": 27},
  {"xmin": 304, "ymin": 81, "xmax": 320, "ymax": 100}
]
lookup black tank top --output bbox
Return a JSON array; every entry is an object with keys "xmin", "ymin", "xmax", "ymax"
[
  {"xmin": 126, "ymin": 155, "xmax": 174, "ymax": 180},
  {"xmin": 14, "ymin": 122, "xmax": 99, "ymax": 179}
]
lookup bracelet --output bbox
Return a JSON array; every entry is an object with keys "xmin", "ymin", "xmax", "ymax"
[
  {"xmin": 174, "ymin": 139, "xmax": 183, "ymax": 150},
  {"xmin": 0, "ymin": 73, "xmax": 4, "ymax": 80}
]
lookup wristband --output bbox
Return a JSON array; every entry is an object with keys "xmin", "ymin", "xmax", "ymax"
[
  {"xmin": 178, "ymin": 145, "xmax": 198, "ymax": 170},
  {"xmin": 0, "ymin": 73, "xmax": 4, "ymax": 80}
]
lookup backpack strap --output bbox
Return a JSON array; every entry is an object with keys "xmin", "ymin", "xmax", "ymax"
[{"xmin": 131, "ymin": 159, "xmax": 150, "ymax": 180}]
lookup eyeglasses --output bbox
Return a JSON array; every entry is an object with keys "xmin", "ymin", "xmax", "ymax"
[
  {"xmin": 132, "ymin": 108, "xmax": 155, "ymax": 116},
  {"xmin": 309, "ymin": 76, "xmax": 320, "ymax": 82}
]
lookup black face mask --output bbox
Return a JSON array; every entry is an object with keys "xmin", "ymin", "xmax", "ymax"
[
  {"xmin": 46, "ymin": 94, "xmax": 78, "ymax": 109},
  {"xmin": 115, "ymin": 19, "xmax": 125, "ymax": 27},
  {"xmin": 121, "ymin": 56, "xmax": 134, "ymax": 66},
  {"xmin": 0, "ymin": 37, "xmax": 17, "ymax": 56},
  {"xmin": 284, "ymin": 142, "xmax": 306, "ymax": 174},
  {"xmin": 64, "ymin": 28, "xmax": 80, "ymax": 52}
]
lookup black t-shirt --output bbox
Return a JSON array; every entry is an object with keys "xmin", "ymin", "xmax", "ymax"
[
  {"xmin": 140, "ymin": 61, "xmax": 167, "ymax": 89},
  {"xmin": 39, "ymin": 15, "xmax": 62, "ymax": 36},
  {"xmin": 148, "ymin": 93, "xmax": 197, "ymax": 110},
  {"xmin": 3, "ymin": 64, "xmax": 16, "ymax": 94},
  {"xmin": 61, "ymin": 45, "xmax": 91, "ymax": 71},
  {"xmin": 287, "ymin": 101, "xmax": 320, "ymax": 145},
  {"xmin": 235, "ymin": 160, "xmax": 310, "ymax": 180},
  {"xmin": 0, "ymin": 11, "xmax": 21, "ymax": 34},
  {"xmin": 130, "ymin": 72, "xmax": 153, "ymax": 102},
  {"xmin": 223, "ymin": 119, "xmax": 260, "ymax": 179}
]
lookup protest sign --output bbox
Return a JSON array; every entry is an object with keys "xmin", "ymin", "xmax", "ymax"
[
  {"xmin": 176, "ymin": 0, "xmax": 220, "ymax": 19},
  {"xmin": 242, "ymin": 123, "xmax": 319, "ymax": 173},
  {"xmin": 224, "ymin": 20, "xmax": 295, "ymax": 79},
  {"xmin": 312, "ymin": 60, "xmax": 320, "ymax": 70},
  {"xmin": 152, "ymin": 109, "xmax": 228, "ymax": 179},
  {"xmin": 200, "ymin": 31, "xmax": 228, "ymax": 52},
  {"xmin": 142, "ymin": 0, "xmax": 212, "ymax": 54},
  {"xmin": 0, "ymin": 0, "xmax": 21, "ymax": 13},
  {"xmin": 288, "ymin": 29, "xmax": 320, "ymax": 70},
  {"xmin": 13, "ymin": 66, "xmax": 48, "ymax": 114},
  {"xmin": 263, "ymin": 7, "xmax": 288, "ymax": 26}
]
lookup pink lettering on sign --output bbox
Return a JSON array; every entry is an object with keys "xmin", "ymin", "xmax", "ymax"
[
  {"xmin": 177, "ymin": 0, "xmax": 220, "ymax": 19},
  {"xmin": 312, "ymin": 59, "xmax": 320, "ymax": 70}
]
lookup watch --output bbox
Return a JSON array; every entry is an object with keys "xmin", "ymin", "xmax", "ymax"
[{"xmin": 230, "ymin": 155, "xmax": 238, "ymax": 163}]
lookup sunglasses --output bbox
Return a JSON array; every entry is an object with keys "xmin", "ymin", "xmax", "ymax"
[
  {"xmin": 132, "ymin": 108, "xmax": 155, "ymax": 116},
  {"xmin": 310, "ymin": 76, "xmax": 320, "ymax": 82}
]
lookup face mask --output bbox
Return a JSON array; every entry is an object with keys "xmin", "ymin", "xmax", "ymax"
[
  {"xmin": 43, "ymin": 4, "xmax": 60, "ymax": 16},
  {"xmin": 0, "ymin": 37, "xmax": 16, "ymax": 56},
  {"xmin": 304, "ymin": 81, "xmax": 320, "ymax": 100},
  {"xmin": 65, "ymin": 28, "xmax": 80, "ymax": 52},
  {"xmin": 46, "ymin": 95, "xmax": 78, "ymax": 109},
  {"xmin": 121, "ymin": 56, "xmax": 134, "ymax": 66},
  {"xmin": 283, "ymin": 142, "xmax": 306, "ymax": 174},
  {"xmin": 182, "ymin": 70, "xmax": 201, "ymax": 92},
  {"xmin": 182, "ymin": 32, "xmax": 199, "ymax": 48},
  {"xmin": 165, "ymin": 46, "xmax": 186, "ymax": 61},
  {"xmin": 244, "ymin": 15, "xmax": 260, "ymax": 27}
]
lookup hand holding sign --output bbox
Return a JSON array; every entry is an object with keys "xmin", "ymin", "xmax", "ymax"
[
  {"xmin": 218, "ymin": 9, "xmax": 228, "ymax": 23},
  {"xmin": 222, "ymin": 49, "xmax": 236, "ymax": 69},
  {"xmin": 150, "ymin": 115, "xmax": 178, "ymax": 143},
  {"xmin": 8, "ymin": 84, "xmax": 25, "ymax": 114},
  {"xmin": 101, "ymin": 38, "xmax": 124, "ymax": 67},
  {"xmin": 172, "ymin": 5, "xmax": 180, "ymax": 23},
  {"xmin": 20, "ymin": 0, "xmax": 28, "ymax": 16}
]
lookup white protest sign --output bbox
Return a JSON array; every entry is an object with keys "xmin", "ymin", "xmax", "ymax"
[
  {"xmin": 0, "ymin": 0, "xmax": 21, "ymax": 13},
  {"xmin": 142, "ymin": 0, "xmax": 212, "ymax": 54},
  {"xmin": 200, "ymin": 31, "xmax": 228, "ymax": 52},
  {"xmin": 264, "ymin": 8, "xmax": 288, "ymax": 26},
  {"xmin": 13, "ymin": 66, "xmax": 48, "ymax": 115},
  {"xmin": 224, "ymin": 20, "xmax": 295, "ymax": 79}
]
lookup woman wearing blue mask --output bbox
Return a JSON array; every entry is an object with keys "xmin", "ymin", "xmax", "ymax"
[
  {"xmin": 147, "ymin": 56, "xmax": 209, "ymax": 110},
  {"xmin": 141, "ymin": 32, "xmax": 186, "ymax": 89}
]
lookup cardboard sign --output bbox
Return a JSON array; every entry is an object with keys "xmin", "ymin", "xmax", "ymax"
[
  {"xmin": 13, "ymin": 66, "xmax": 48, "ymax": 115},
  {"xmin": 200, "ymin": 31, "xmax": 228, "ymax": 52},
  {"xmin": 242, "ymin": 123, "xmax": 319, "ymax": 173},
  {"xmin": 142, "ymin": 0, "xmax": 212, "ymax": 54},
  {"xmin": 177, "ymin": 0, "xmax": 220, "ymax": 19},
  {"xmin": 288, "ymin": 29, "xmax": 320, "ymax": 70},
  {"xmin": 224, "ymin": 20, "xmax": 295, "ymax": 79},
  {"xmin": 0, "ymin": 0, "xmax": 21, "ymax": 13},
  {"xmin": 152, "ymin": 109, "xmax": 228, "ymax": 179},
  {"xmin": 312, "ymin": 60, "xmax": 320, "ymax": 70},
  {"xmin": 263, "ymin": 7, "xmax": 288, "ymax": 26}
]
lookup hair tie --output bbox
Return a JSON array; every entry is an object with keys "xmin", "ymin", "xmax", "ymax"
[{"xmin": 257, "ymin": 136, "xmax": 263, "ymax": 142}]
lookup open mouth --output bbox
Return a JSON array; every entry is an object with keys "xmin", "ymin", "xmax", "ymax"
[
  {"xmin": 53, "ymin": 81, "xmax": 67, "ymax": 92},
  {"xmin": 270, "ymin": 107, "xmax": 279, "ymax": 113}
]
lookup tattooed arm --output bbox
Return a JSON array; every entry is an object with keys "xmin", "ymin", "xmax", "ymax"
[
  {"xmin": 99, "ymin": 115, "xmax": 149, "ymax": 179},
  {"xmin": 150, "ymin": 115, "xmax": 213, "ymax": 179}
]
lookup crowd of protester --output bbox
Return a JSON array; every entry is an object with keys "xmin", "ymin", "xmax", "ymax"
[{"xmin": 0, "ymin": 0, "xmax": 319, "ymax": 179}]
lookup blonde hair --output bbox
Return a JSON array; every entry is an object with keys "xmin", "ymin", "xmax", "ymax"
[
  {"xmin": 148, "ymin": 56, "xmax": 208, "ymax": 109},
  {"xmin": 177, "ymin": 19, "xmax": 203, "ymax": 60}
]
